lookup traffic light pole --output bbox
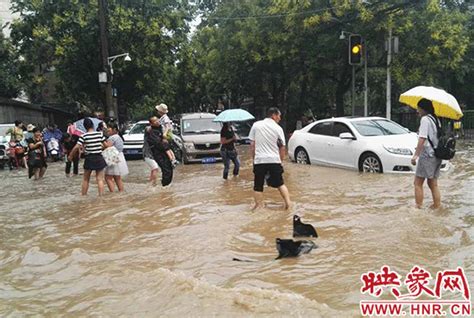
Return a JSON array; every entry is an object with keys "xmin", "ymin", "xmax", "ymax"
[
  {"xmin": 386, "ymin": 28, "xmax": 392, "ymax": 120},
  {"xmin": 352, "ymin": 65, "xmax": 355, "ymax": 116},
  {"xmin": 364, "ymin": 40, "xmax": 368, "ymax": 117}
]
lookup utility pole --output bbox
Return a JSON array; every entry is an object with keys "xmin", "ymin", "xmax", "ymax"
[
  {"xmin": 352, "ymin": 65, "xmax": 355, "ymax": 116},
  {"xmin": 386, "ymin": 28, "xmax": 392, "ymax": 120},
  {"xmin": 364, "ymin": 40, "xmax": 368, "ymax": 117},
  {"xmin": 98, "ymin": 0, "xmax": 114, "ymax": 119}
]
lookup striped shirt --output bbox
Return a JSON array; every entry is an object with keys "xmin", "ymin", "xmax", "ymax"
[{"xmin": 77, "ymin": 131, "xmax": 106, "ymax": 155}]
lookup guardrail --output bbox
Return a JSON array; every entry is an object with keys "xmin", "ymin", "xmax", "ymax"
[{"xmin": 395, "ymin": 110, "xmax": 474, "ymax": 139}]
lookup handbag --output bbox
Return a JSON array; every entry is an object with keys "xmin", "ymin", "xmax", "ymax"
[{"xmin": 102, "ymin": 146, "xmax": 121, "ymax": 166}]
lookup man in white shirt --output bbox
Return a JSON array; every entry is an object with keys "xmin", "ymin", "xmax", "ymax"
[{"xmin": 249, "ymin": 107, "xmax": 291, "ymax": 210}]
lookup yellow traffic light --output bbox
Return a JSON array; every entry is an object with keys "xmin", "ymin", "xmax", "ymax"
[
  {"xmin": 349, "ymin": 35, "xmax": 363, "ymax": 65},
  {"xmin": 352, "ymin": 44, "xmax": 361, "ymax": 54}
]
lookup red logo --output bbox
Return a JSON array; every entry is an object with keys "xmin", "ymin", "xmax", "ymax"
[{"xmin": 360, "ymin": 266, "xmax": 472, "ymax": 316}]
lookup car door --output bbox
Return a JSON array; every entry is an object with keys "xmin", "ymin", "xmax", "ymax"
[
  {"xmin": 327, "ymin": 122, "xmax": 358, "ymax": 168},
  {"xmin": 305, "ymin": 122, "xmax": 333, "ymax": 165}
]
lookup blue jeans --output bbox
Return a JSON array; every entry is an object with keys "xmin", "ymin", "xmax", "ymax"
[{"xmin": 221, "ymin": 148, "xmax": 240, "ymax": 179}]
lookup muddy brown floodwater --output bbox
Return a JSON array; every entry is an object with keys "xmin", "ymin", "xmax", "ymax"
[{"xmin": 0, "ymin": 142, "xmax": 473, "ymax": 316}]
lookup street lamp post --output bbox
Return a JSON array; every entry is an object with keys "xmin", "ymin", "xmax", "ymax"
[
  {"xmin": 107, "ymin": 53, "xmax": 131, "ymax": 76},
  {"xmin": 339, "ymin": 31, "xmax": 368, "ymax": 116},
  {"xmin": 98, "ymin": 53, "xmax": 131, "ymax": 124}
]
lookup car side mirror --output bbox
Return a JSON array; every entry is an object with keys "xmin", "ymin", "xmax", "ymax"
[
  {"xmin": 124, "ymin": 130, "xmax": 130, "ymax": 134},
  {"xmin": 339, "ymin": 132, "xmax": 355, "ymax": 140}
]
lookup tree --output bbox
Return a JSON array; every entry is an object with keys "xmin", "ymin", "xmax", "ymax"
[
  {"xmin": 0, "ymin": 23, "xmax": 21, "ymax": 98},
  {"xmin": 9, "ymin": 0, "xmax": 193, "ymax": 119},
  {"xmin": 192, "ymin": 0, "xmax": 471, "ymax": 129}
]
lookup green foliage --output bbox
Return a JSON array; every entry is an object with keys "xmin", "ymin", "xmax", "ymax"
[
  {"xmin": 6, "ymin": 0, "xmax": 473, "ymax": 125},
  {"xmin": 10, "ymin": 0, "xmax": 193, "ymax": 118},
  {"xmin": 192, "ymin": 0, "xmax": 473, "ymax": 128},
  {"xmin": 0, "ymin": 26, "xmax": 22, "ymax": 98}
]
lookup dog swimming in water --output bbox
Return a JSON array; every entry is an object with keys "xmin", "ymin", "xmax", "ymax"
[
  {"xmin": 293, "ymin": 215, "xmax": 318, "ymax": 237},
  {"xmin": 275, "ymin": 238, "xmax": 316, "ymax": 259}
]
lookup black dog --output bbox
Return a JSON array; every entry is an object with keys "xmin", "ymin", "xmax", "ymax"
[
  {"xmin": 293, "ymin": 215, "xmax": 318, "ymax": 238},
  {"xmin": 275, "ymin": 238, "xmax": 316, "ymax": 259}
]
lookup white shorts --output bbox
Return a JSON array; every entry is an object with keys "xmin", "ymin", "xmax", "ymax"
[{"xmin": 144, "ymin": 157, "xmax": 158, "ymax": 170}]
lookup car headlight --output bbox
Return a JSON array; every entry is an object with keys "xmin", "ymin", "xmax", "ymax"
[
  {"xmin": 184, "ymin": 142, "xmax": 194, "ymax": 151},
  {"xmin": 383, "ymin": 146, "xmax": 413, "ymax": 155}
]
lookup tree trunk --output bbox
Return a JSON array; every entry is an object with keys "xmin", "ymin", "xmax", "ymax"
[
  {"xmin": 336, "ymin": 83, "xmax": 345, "ymax": 116},
  {"xmin": 335, "ymin": 64, "xmax": 351, "ymax": 116}
]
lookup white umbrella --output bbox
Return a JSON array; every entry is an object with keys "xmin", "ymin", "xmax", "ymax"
[{"xmin": 213, "ymin": 109, "xmax": 255, "ymax": 122}]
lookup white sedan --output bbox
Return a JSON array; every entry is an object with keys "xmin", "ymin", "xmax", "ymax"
[{"xmin": 288, "ymin": 117, "xmax": 446, "ymax": 173}]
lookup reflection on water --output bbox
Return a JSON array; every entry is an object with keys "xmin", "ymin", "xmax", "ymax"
[{"xmin": 0, "ymin": 142, "xmax": 473, "ymax": 316}]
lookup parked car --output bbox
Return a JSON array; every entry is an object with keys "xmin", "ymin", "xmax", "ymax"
[
  {"xmin": 288, "ymin": 116, "xmax": 448, "ymax": 173},
  {"xmin": 123, "ymin": 120, "xmax": 148, "ymax": 158},
  {"xmin": 0, "ymin": 124, "xmax": 14, "ymax": 169},
  {"xmin": 174, "ymin": 113, "xmax": 223, "ymax": 164}
]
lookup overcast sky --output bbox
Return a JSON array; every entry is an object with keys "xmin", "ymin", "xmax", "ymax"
[{"xmin": 0, "ymin": 0, "xmax": 18, "ymax": 37}]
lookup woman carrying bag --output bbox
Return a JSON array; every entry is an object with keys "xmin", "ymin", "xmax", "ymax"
[
  {"xmin": 27, "ymin": 128, "xmax": 48, "ymax": 180},
  {"xmin": 103, "ymin": 123, "xmax": 128, "ymax": 192},
  {"xmin": 411, "ymin": 98, "xmax": 443, "ymax": 209}
]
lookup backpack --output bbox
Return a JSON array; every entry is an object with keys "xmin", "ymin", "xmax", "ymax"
[{"xmin": 426, "ymin": 115, "xmax": 456, "ymax": 160}]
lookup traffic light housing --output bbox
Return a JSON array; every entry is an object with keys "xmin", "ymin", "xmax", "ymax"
[{"xmin": 349, "ymin": 35, "xmax": 363, "ymax": 65}]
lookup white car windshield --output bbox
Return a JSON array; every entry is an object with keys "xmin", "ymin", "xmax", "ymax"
[
  {"xmin": 129, "ymin": 123, "xmax": 148, "ymax": 134},
  {"xmin": 182, "ymin": 119, "xmax": 221, "ymax": 134},
  {"xmin": 352, "ymin": 119, "xmax": 408, "ymax": 136}
]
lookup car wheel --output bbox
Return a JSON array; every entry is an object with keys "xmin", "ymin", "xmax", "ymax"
[
  {"xmin": 359, "ymin": 152, "xmax": 383, "ymax": 173},
  {"xmin": 295, "ymin": 147, "xmax": 310, "ymax": 165}
]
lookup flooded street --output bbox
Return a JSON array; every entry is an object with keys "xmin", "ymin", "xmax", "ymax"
[{"xmin": 1, "ymin": 142, "xmax": 473, "ymax": 316}]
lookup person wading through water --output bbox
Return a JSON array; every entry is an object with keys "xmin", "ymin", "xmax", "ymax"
[
  {"xmin": 27, "ymin": 127, "xmax": 48, "ymax": 180},
  {"xmin": 220, "ymin": 122, "xmax": 240, "ymax": 180},
  {"xmin": 248, "ymin": 107, "xmax": 291, "ymax": 210},
  {"xmin": 411, "ymin": 98, "xmax": 443, "ymax": 209},
  {"xmin": 70, "ymin": 117, "xmax": 108, "ymax": 196},
  {"xmin": 145, "ymin": 116, "xmax": 173, "ymax": 187}
]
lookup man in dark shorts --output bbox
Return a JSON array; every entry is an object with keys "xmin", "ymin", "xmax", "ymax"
[{"xmin": 249, "ymin": 107, "xmax": 291, "ymax": 210}]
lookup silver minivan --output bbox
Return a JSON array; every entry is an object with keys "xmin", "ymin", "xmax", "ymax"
[{"xmin": 174, "ymin": 113, "xmax": 223, "ymax": 164}]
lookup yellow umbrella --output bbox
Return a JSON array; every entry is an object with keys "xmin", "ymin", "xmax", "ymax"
[{"xmin": 399, "ymin": 86, "xmax": 463, "ymax": 120}]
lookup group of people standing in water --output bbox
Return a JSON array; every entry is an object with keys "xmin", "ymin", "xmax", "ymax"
[
  {"xmin": 20, "ymin": 103, "xmax": 292, "ymax": 211},
  {"xmin": 9, "ymin": 99, "xmax": 443, "ymax": 210}
]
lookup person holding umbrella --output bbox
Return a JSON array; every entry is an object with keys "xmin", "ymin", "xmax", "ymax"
[
  {"xmin": 220, "ymin": 122, "xmax": 240, "ymax": 179},
  {"xmin": 214, "ymin": 109, "xmax": 255, "ymax": 180},
  {"xmin": 411, "ymin": 98, "xmax": 442, "ymax": 209},
  {"xmin": 400, "ymin": 86, "xmax": 463, "ymax": 209}
]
